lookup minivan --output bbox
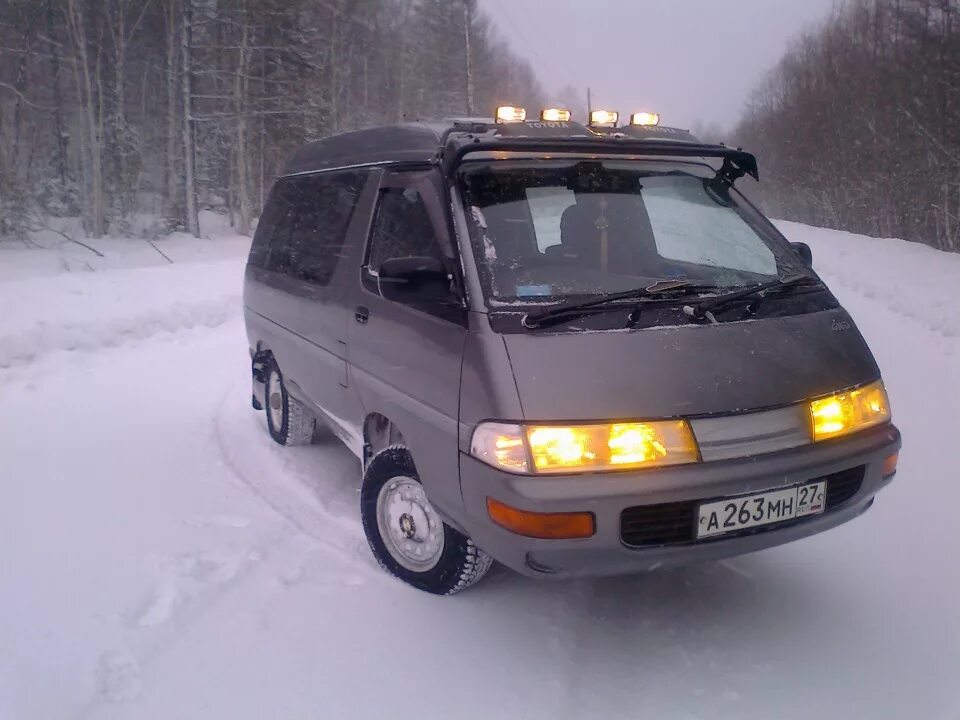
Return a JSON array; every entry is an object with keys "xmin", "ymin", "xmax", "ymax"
[{"xmin": 243, "ymin": 110, "xmax": 901, "ymax": 595}]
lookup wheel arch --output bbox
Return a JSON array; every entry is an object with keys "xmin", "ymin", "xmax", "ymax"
[{"xmin": 363, "ymin": 412, "xmax": 407, "ymax": 470}]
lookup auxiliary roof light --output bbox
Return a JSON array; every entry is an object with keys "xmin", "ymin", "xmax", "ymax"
[
  {"xmin": 630, "ymin": 111, "xmax": 661, "ymax": 127},
  {"xmin": 495, "ymin": 106, "xmax": 527, "ymax": 123},
  {"xmin": 540, "ymin": 107, "xmax": 572, "ymax": 122},
  {"xmin": 588, "ymin": 109, "xmax": 619, "ymax": 128}
]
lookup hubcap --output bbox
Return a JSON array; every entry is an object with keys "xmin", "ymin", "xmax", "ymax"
[
  {"xmin": 267, "ymin": 370, "xmax": 283, "ymax": 430},
  {"xmin": 376, "ymin": 477, "xmax": 445, "ymax": 572}
]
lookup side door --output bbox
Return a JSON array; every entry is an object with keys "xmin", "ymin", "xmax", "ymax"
[
  {"xmin": 245, "ymin": 178, "xmax": 303, "ymax": 391},
  {"xmin": 260, "ymin": 171, "xmax": 369, "ymax": 428},
  {"xmin": 347, "ymin": 170, "xmax": 468, "ymax": 520}
]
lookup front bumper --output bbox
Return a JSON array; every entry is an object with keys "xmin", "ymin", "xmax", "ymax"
[{"xmin": 459, "ymin": 422, "xmax": 901, "ymax": 578}]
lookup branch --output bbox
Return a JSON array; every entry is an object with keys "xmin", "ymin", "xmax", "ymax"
[
  {"xmin": 28, "ymin": 224, "xmax": 106, "ymax": 258},
  {"xmin": 144, "ymin": 238, "xmax": 173, "ymax": 263},
  {"xmin": 0, "ymin": 82, "xmax": 56, "ymax": 110}
]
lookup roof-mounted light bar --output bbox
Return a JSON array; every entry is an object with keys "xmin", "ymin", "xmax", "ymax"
[
  {"xmin": 630, "ymin": 111, "xmax": 661, "ymax": 127},
  {"xmin": 540, "ymin": 107, "xmax": 571, "ymax": 122},
  {"xmin": 588, "ymin": 109, "xmax": 619, "ymax": 128},
  {"xmin": 495, "ymin": 106, "xmax": 526, "ymax": 124}
]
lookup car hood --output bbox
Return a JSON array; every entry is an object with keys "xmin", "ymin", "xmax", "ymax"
[{"xmin": 501, "ymin": 309, "xmax": 879, "ymax": 420}]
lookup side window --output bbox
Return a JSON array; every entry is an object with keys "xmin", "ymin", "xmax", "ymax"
[
  {"xmin": 365, "ymin": 186, "xmax": 448, "ymax": 274},
  {"xmin": 264, "ymin": 181, "xmax": 297, "ymax": 276},
  {"xmin": 292, "ymin": 171, "xmax": 367, "ymax": 285},
  {"xmin": 263, "ymin": 172, "xmax": 367, "ymax": 283},
  {"xmin": 248, "ymin": 186, "xmax": 280, "ymax": 269}
]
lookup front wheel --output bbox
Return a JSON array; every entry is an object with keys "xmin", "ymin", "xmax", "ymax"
[{"xmin": 361, "ymin": 446, "xmax": 492, "ymax": 595}]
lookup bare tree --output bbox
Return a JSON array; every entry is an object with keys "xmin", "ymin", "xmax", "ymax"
[
  {"xmin": 180, "ymin": 0, "xmax": 199, "ymax": 237},
  {"xmin": 0, "ymin": 0, "xmax": 544, "ymax": 242},
  {"xmin": 734, "ymin": 0, "xmax": 960, "ymax": 252}
]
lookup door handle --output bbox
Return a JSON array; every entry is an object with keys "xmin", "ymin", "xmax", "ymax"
[{"xmin": 354, "ymin": 306, "xmax": 370, "ymax": 324}]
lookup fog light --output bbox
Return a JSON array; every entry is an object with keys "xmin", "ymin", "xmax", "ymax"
[
  {"xmin": 882, "ymin": 453, "xmax": 899, "ymax": 478},
  {"xmin": 486, "ymin": 498, "xmax": 595, "ymax": 539}
]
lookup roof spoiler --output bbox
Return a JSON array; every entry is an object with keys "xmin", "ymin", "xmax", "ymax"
[{"xmin": 442, "ymin": 137, "xmax": 759, "ymax": 183}]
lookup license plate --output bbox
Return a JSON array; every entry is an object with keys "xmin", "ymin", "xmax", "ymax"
[{"xmin": 696, "ymin": 481, "xmax": 827, "ymax": 539}]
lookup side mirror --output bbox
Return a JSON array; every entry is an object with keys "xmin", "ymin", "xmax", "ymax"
[
  {"xmin": 377, "ymin": 256, "xmax": 452, "ymax": 303},
  {"xmin": 791, "ymin": 241, "xmax": 813, "ymax": 267}
]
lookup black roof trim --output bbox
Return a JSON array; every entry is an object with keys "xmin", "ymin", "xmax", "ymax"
[
  {"xmin": 282, "ymin": 120, "xmax": 758, "ymax": 184},
  {"xmin": 444, "ymin": 136, "xmax": 759, "ymax": 181}
]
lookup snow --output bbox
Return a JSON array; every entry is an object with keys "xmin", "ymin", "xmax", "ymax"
[
  {"xmin": 1, "ymin": 221, "xmax": 959, "ymax": 719},
  {"xmin": 0, "ymin": 211, "xmax": 250, "ymax": 280},
  {"xmin": 776, "ymin": 220, "xmax": 960, "ymax": 338}
]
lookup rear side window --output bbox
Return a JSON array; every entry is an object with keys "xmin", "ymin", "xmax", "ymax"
[
  {"xmin": 247, "ymin": 190, "xmax": 279, "ymax": 269},
  {"xmin": 265, "ymin": 191, "xmax": 297, "ymax": 276},
  {"xmin": 366, "ymin": 187, "xmax": 448, "ymax": 273},
  {"xmin": 263, "ymin": 171, "xmax": 368, "ymax": 284}
]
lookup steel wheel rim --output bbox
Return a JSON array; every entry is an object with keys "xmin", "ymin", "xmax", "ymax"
[
  {"xmin": 267, "ymin": 370, "xmax": 284, "ymax": 430},
  {"xmin": 376, "ymin": 476, "xmax": 445, "ymax": 572}
]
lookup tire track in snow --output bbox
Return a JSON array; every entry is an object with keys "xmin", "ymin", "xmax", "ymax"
[{"xmin": 211, "ymin": 384, "xmax": 378, "ymax": 570}]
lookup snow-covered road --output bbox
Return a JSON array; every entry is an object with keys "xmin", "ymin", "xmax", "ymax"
[{"xmin": 1, "ymin": 224, "xmax": 958, "ymax": 720}]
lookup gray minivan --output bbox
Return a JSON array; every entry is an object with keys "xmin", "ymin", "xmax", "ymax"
[{"xmin": 243, "ymin": 110, "xmax": 901, "ymax": 595}]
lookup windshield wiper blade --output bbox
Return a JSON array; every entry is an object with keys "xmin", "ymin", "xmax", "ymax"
[
  {"xmin": 682, "ymin": 274, "xmax": 823, "ymax": 324},
  {"xmin": 521, "ymin": 280, "xmax": 720, "ymax": 329}
]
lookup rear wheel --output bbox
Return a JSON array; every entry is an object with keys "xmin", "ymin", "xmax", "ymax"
[
  {"xmin": 361, "ymin": 446, "xmax": 492, "ymax": 595},
  {"xmin": 264, "ymin": 358, "xmax": 316, "ymax": 446}
]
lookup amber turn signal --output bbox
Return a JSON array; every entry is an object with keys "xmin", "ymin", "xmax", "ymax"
[
  {"xmin": 486, "ymin": 498, "xmax": 595, "ymax": 539},
  {"xmin": 882, "ymin": 453, "xmax": 899, "ymax": 478}
]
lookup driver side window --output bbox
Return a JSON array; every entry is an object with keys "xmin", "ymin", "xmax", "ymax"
[{"xmin": 366, "ymin": 186, "xmax": 448, "ymax": 275}]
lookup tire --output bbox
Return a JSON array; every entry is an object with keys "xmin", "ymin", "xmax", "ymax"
[
  {"xmin": 264, "ymin": 357, "xmax": 316, "ymax": 446},
  {"xmin": 361, "ymin": 446, "xmax": 492, "ymax": 595}
]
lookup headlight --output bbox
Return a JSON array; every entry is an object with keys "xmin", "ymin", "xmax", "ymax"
[
  {"xmin": 470, "ymin": 420, "xmax": 700, "ymax": 474},
  {"xmin": 809, "ymin": 379, "xmax": 891, "ymax": 442},
  {"xmin": 470, "ymin": 422, "xmax": 529, "ymax": 472}
]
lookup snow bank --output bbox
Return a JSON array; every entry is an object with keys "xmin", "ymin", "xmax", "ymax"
[
  {"xmin": 0, "ymin": 258, "xmax": 245, "ymax": 369},
  {"xmin": 0, "ymin": 212, "xmax": 250, "ymax": 369},
  {"xmin": 776, "ymin": 220, "xmax": 960, "ymax": 338},
  {"xmin": 0, "ymin": 211, "xmax": 250, "ymax": 280}
]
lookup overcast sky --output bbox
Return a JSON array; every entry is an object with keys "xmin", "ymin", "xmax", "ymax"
[{"xmin": 478, "ymin": 0, "xmax": 837, "ymax": 133}]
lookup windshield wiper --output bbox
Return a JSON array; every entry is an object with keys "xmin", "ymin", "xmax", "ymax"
[
  {"xmin": 521, "ymin": 279, "xmax": 719, "ymax": 329},
  {"xmin": 682, "ymin": 274, "xmax": 824, "ymax": 324}
]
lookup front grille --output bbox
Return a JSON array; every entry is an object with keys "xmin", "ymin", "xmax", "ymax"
[
  {"xmin": 824, "ymin": 466, "xmax": 865, "ymax": 508},
  {"xmin": 619, "ymin": 500, "xmax": 696, "ymax": 547},
  {"xmin": 620, "ymin": 465, "xmax": 866, "ymax": 548}
]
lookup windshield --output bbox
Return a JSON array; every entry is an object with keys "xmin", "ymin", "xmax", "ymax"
[{"xmin": 459, "ymin": 160, "xmax": 803, "ymax": 304}]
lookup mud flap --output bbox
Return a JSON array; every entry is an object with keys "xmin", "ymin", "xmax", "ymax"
[{"xmin": 251, "ymin": 353, "xmax": 267, "ymax": 410}]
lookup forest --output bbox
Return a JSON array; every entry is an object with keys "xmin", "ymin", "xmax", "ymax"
[
  {"xmin": 735, "ymin": 0, "xmax": 960, "ymax": 252},
  {"xmin": 0, "ymin": 0, "xmax": 541, "ymax": 241},
  {"xmin": 3, "ymin": 0, "xmax": 958, "ymax": 254}
]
